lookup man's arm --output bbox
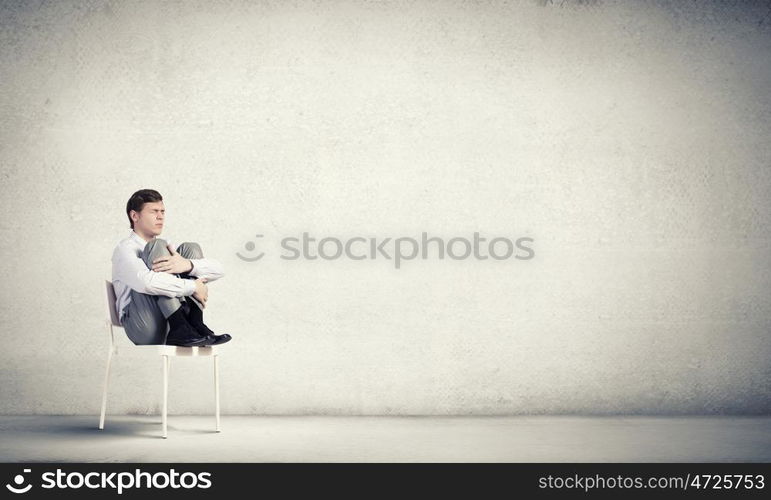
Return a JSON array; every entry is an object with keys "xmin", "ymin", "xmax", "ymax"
[
  {"xmin": 112, "ymin": 244, "xmax": 196, "ymax": 298},
  {"xmin": 165, "ymin": 240, "xmax": 225, "ymax": 283},
  {"xmin": 188, "ymin": 257, "xmax": 225, "ymax": 282}
]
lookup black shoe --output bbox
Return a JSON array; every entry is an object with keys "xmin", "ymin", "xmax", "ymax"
[
  {"xmin": 204, "ymin": 333, "xmax": 232, "ymax": 345},
  {"xmin": 166, "ymin": 323, "xmax": 211, "ymax": 347},
  {"xmin": 182, "ymin": 300, "xmax": 232, "ymax": 345},
  {"xmin": 188, "ymin": 317, "xmax": 233, "ymax": 345}
]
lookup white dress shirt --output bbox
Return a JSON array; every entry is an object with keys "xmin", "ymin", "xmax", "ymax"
[{"xmin": 111, "ymin": 230, "xmax": 225, "ymax": 322}]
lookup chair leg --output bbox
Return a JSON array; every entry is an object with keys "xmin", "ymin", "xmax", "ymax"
[
  {"xmin": 98, "ymin": 348, "xmax": 113, "ymax": 430},
  {"xmin": 214, "ymin": 354, "xmax": 220, "ymax": 432},
  {"xmin": 162, "ymin": 355, "xmax": 169, "ymax": 439}
]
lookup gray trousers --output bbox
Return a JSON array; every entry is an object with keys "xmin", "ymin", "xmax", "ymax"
[{"xmin": 122, "ymin": 238, "xmax": 204, "ymax": 345}]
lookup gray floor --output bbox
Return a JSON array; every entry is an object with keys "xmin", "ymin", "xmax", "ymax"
[{"xmin": 1, "ymin": 415, "xmax": 769, "ymax": 462}]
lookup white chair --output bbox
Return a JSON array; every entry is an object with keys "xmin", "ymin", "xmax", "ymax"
[{"xmin": 99, "ymin": 280, "xmax": 223, "ymax": 438}]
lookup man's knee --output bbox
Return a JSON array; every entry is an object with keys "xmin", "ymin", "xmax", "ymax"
[
  {"xmin": 143, "ymin": 238, "xmax": 168, "ymax": 253},
  {"xmin": 142, "ymin": 238, "xmax": 169, "ymax": 265},
  {"xmin": 176, "ymin": 241, "xmax": 203, "ymax": 259}
]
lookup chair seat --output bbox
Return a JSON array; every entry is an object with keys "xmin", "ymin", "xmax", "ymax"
[{"xmin": 133, "ymin": 345, "xmax": 223, "ymax": 357}]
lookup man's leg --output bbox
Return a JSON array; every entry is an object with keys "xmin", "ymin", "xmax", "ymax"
[
  {"xmin": 142, "ymin": 238, "xmax": 186, "ymax": 318},
  {"xmin": 174, "ymin": 241, "xmax": 204, "ymax": 311},
  {"xmin": 174, "ymin": 241, "xmax": 232, "ymax": 345},
  {"xmin": 121, "ymin": 290, "xmax": 168, "ymax": 345},
  {"xmin": 121, "ymin": 238, "xmax": 193, "ymax": 345}
]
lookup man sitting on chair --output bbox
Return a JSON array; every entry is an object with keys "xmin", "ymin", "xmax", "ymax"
[{"xmin": 111, "ymin": 188, "xmax": 232, "ymax": 347}]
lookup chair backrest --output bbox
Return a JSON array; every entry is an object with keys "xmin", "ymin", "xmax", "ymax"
[{"xmin": 105, "ymin": 280, "xmax": 122, "ymax": 327}]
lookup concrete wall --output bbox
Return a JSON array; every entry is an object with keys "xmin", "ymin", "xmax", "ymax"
[{"xmin": 1, "ymin": 0, "xmax": 770, "ymax": 415}]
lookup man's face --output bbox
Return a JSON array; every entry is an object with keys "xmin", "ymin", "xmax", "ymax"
[{"xmin": 132, "ymin": 201, "xmax": 165, "ymax": 237}]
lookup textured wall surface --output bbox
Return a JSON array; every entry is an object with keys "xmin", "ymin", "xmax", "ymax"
[{"xmin": 1, "ymin": 0, "xmax": 770, "ymax": 415}]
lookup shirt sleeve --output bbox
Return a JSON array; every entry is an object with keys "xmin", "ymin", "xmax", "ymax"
[
  {"xmin": 112, "ymin": 244, "xmax": 197, "ymax": 298},
  {"xmin": 188, "ymin": 258, "xmax": 225, "ymax": 282}
]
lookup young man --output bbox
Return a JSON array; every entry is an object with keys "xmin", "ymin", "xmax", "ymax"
[{"xmin": 111, "ymin": 189, "xmax": 232, "ymax": 347}]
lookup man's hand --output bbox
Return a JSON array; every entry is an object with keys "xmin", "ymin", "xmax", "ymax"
[
  {"xmin": 193, "ymin": 278, "xmax": 208, "ymax": 308},
  {"xmin": 152, "ymin": 243, "xmax": 194, "ymax": 274}
]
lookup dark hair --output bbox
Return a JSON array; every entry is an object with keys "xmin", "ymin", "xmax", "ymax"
[{"xmin": 126, "ymin": 189, "xmax": 163, "ymax": 229}]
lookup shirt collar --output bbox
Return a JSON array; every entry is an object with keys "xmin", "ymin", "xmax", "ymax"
[{"xmin": 130, "ymin": 230, "xmax": 153, "ymax": 247}]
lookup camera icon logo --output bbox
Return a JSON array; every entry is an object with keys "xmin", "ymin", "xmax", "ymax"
[
  {"xmin": 5, "ymin": 469, "xmax": 32, "ymax": 494},
  {"xmin": 236, "ymin": 234, "xmax": 265, "ymax": 262}
]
